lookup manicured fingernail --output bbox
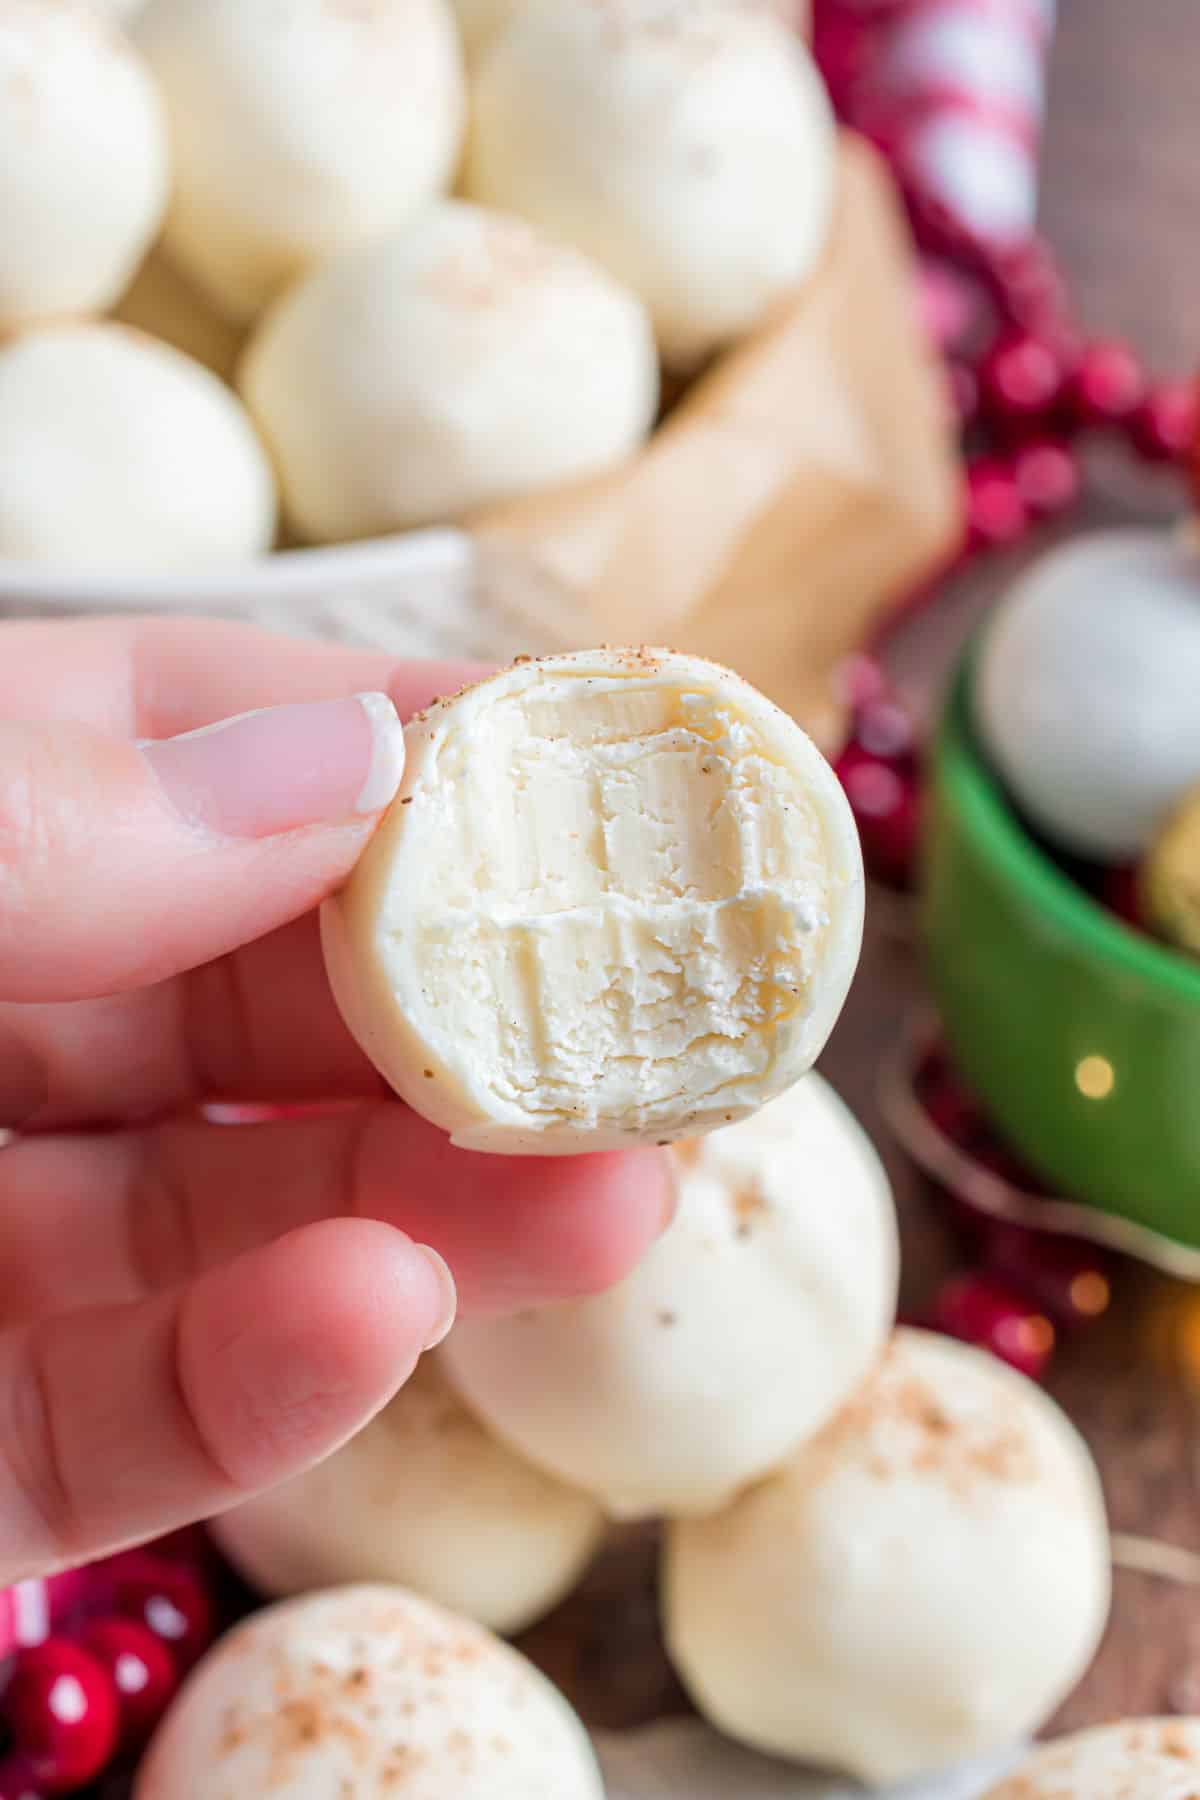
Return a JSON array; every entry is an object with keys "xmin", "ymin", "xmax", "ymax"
[
  {"xmin": 414, "ymin": 1245, "xmax": 458, "ymax": 1350},
  {"xmin": 140, "ymin": 693, "xmax": 405, "ymax": 838}
]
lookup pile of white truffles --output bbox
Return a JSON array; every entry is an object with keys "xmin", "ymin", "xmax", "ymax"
[
  {"xmin": 169, "ymin": 649, "xmax": 1113, "ymax": 1795},
  {"xmin": 0, "ymin": 0, "xmax": 835, "ymax": 572}
]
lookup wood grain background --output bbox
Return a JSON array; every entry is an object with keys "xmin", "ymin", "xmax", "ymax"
[{"xmin": 520, "ymin": 0, "xmax": 1200, "ymax": 1738}]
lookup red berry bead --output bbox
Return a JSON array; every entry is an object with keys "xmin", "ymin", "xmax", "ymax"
[
  {"xmin": 980, "ymin": 333, "xmax": 1065, "ymax": 436},
  {"xmin": 931, "ymin": 1272, "xmax": 1056, "ymax": 1381},
  {"xmin": 1, "ymin": 1641, "xmax": 118, "ymax": 1796},
  {"xmin": 1012, "ymin": 439, "xmax": 1081, "ymax": 519},
  {"xmin": 835, "ymin": 745, "xmax": 921, "ymax": 889},
  {"xmin": 982, "ymin": 1224, "xmax": 1113, "ymax": 1331},
  {"xmin": 78, "ymin": 1620, "xmax": 178, "ymax": 1751},
  {"xmin": 966, "ymin": 458, "xmax": 1029, "ymax": 551},
  {"xmin": 919, "ymin": 1068, "xmax": 982, "ymax": 1151},
  {"xmin": 0, "ymin": 1755, "xmax": 43, "ymax": 1800},
  {"xmin": 111, "ymin": 1555, "xmax": 213, "ymax": 1674},
  {"xmin": 1130, "ymin": 379, "xmax": 1198, "ymax": 464},
  {"xmin": 1068, "ymin": 338, "xmax": 1147, "ymax": 429}
]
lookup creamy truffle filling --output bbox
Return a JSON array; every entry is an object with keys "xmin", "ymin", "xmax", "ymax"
[{"xmin": 386, "ymin": 673, "xmax": 831, "ymax": 1131}]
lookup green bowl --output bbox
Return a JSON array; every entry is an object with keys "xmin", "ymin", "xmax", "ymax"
[{"xmin": 924, "ymin": 662, "xmax": 1200, "ymax": 1250}]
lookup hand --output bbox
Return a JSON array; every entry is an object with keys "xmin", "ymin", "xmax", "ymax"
[{"xmin": 0, "ymin": 616, "xmax": 672, "ymax": 1585}]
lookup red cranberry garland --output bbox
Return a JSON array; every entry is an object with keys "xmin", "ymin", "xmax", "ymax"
[{"xmin": 0, "ymin": 1544, "xmax": 217, "ymax": 1794}]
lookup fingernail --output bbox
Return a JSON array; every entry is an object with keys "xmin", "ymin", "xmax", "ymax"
[
  {"xmin": 140, "ymin": 693, "xmax": 405, "ymax": 839},
  {"xmin": 414, "ymin": 1245, "xmax": 458, "ymax": 1350}
]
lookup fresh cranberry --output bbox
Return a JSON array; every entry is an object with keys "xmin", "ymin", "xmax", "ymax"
[
  {"xmin": 111, "ymin": 1555, "xmax": 213, "ymax": 1673},
  {"xmin": 1129, "ymin": 380, "xmax": 1198, "ymax": 463},
  {"xmin": 1012, "ymin": 439, "xmax": 1081, "ymax": 518},
  {"xmin": 78, "ymin": 1620, "xmax": 177, "ymax": 1751},
  {"xmin": 0, "ymin": 1755, "xmax": 44, "ymax": 1800},
  {"xmin": 980, "ymin": 333, "xmax": 1066, "ymax": 436},
  {"xmin": 931, "ymin": 1272, "xmax": 1056, "ymax": 1381},
  {"xmin": 1067, "ymin": 338, "xmax": 1147, "ymax": 429},
  {"xmin": 982, "ymin": 1223, "xmax": 1113, "ymax": 1331},
  {"xmin": 965, "ymin": 458, "xmax": 1029, "ymax": 551},
  {"xmin": 0, "ymin": 1641, "xmax": 118, "ymax": 1795},
  {"xmin": 835, "ymin": 746, "xmax": 921, "ymax": 889}
]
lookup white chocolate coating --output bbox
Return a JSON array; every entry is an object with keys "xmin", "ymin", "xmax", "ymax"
[
  {"xmin": 240, "ymin": 201, "xmax": 658, "ymax": 542},
  {"xmin": 442, "ymin": 1074, "xmax": 898, "ymax": 1518},
  {"xmin": 981, "ymin": 1722, "xmax": 1200, "ymax": 1799},
  {"xmin": 664, "ymin": 1328, "xmax": 1111, "ymax": 1783},
  {"xmin": 0, "ymin": 0, "xmax": 167, "ymax": 329},
  {"xmin": 465, "ymin": 0, "xmax": 836, "ymax": 367},
  {"xmin": 136, "ymin": 0, "xmax": 465, "ymax": 322},
  {"xmin": 0, "ymin": 323, "xmax": 276, "ymax": 571},
  {"xmin": 975, "ymin": 530, "xmax": 1200, "ymax": 860},
  {"xmin": 134, "ymin": 1585, "xmax": 605, "ymax": 1799},
  {"xmin": 454, "ymin": 0, "xmax": 796, "ymax": 63},
  {"xmin": 321, "ymin": 649, "xmax": 864, "ymax": 1154},
  {"xmin": 211, "ymin": 1355, "xmax": 604, "ymax": 1635}
]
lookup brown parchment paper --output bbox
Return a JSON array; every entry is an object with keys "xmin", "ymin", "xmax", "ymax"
[{"xmin": 466, "ymin": 133, "xmax": 962, "ymax": 751}]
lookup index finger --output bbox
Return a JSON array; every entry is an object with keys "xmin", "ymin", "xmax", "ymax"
[{"xmin": 0, "ymin": 614, "xmax": 487, "ymax": 737}]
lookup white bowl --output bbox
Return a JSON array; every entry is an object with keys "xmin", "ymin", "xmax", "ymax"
[{"xmin": 0, "ymin": 530, "xmax": 577, "ymax": 664}]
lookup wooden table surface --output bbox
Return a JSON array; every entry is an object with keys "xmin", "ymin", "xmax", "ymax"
[{"xmin": 519, "ymin": 0, "xmax": 1200, "ymax": 1740}]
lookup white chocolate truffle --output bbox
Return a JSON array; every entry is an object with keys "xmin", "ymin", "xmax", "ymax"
[
  {"xmin": 240, "ymin": 201, "xmax": 658, "ymax": 542},
  {"xmin": 464, "ymin": 0, "xmax": 836, "ymax": 367},
  {"xmin": 135, "ymin": 0, "xmax": 465, "ymax": 323},
  {"xmin": 86, "ymin": 0, "xmax": 144, "ymax": 18},
  {"xmin": 663, "ymin": 1328, "xmax": 1111, "ymax": 1783},
  {"xmin": 0, "ymin": 324, "xmax": 276, "ymax": 571},
  {"xmin": 981, "ymin": 1721, "xmax": 1200, "ymax": 1800},
  {"xmin": 443, "ymin": 1075, "xmax": 897, "ymax": 1517},
  {"xmin": 0, "ymin": 0, "xmax": 167, "ymax": 330},
  {"xmin": 321, "ymin": 649, "xmax": 864, "ymax": 1155},
  {"xmin": 134, "ymin": 1585, "xmax": 605, "ymax": 1800},
  {"xmin": 975, "ymin": 531, "xmax": 1200, "ymax": 860},
  {"xmin": 211, "ymin": 1355, "xmax": 604, "ymax": 1635},
  {"xmin": 454, "ymin": 0, "xmax": 795, "ymax": 64}
]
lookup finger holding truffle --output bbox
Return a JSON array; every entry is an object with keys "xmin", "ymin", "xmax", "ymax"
[{"xmin": 320, "ymin": 648, "xmax": 864, "ymax": 1154}]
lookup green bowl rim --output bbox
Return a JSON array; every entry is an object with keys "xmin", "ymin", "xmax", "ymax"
[{"xmin": 935, "ymin": 661, "xmax": 1200, "ymax": 1004}]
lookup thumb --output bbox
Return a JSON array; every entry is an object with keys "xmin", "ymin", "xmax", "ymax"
[{"xmin": 0, "ymin": 695, "xmax": 405, "ymax": 1001}]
